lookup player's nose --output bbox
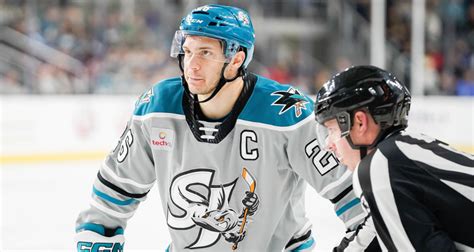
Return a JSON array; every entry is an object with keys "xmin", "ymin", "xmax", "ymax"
[
  {"xmin": 186, "ymin": 54, "xmax": 201, "ymax": 71},
  {"xmin": 326, "ymin": 138, "xmax": 336, "ymax": 153}
]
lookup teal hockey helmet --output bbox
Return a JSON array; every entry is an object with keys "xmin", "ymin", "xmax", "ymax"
[{"xmin": 170, "ymin": 4, "xmax": 255, "ymax": 68}]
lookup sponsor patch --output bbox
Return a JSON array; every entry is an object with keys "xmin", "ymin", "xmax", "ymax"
[{"xmin": 151, "ymin": 128, "xmax": 174, "ymax": 151}]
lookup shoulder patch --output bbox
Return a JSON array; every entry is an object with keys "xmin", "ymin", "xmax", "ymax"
[
  {"xmin": 136, "ymin": 87, "xmax": 154, "ymax": 106},
  {"xmin": 271, "ymin": 87, "xmax": 309, "ymax": 118}
]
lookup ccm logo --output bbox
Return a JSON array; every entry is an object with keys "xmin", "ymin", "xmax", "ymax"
[{"xmin": 77, "ymin": 241, "xmax": 124, "ymax": 252}]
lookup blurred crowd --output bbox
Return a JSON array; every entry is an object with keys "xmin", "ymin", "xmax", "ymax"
[
  {"xmin": 391, "ymin": 0, "xmax": 473, "ymax": 96},
  {"xmin": 352, "ymin": 0, "xmax": 474, "ymax": 95},
  {"xmin": 0, "ymin": 0, "xmax": 472, "ymax": 96},
  {"xmin": 0, "ymin": 0, "xmax": 180, "ymax": 94}
]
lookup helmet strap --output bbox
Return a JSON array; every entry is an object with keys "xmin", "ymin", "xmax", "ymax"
[
  {"xmin": 196, "ymin": 64, "xmax": 242, "ymax": 103},
  {"xmin": 345, "ymin": 134, "xmax": 369, "ymax": 160},
  {"xmin": 178, "ymin": 55, "xmax": 184, "ymax": 72},
  {"xmin": 345, "ymin": 125, "xmax": 404, "ymax": 160},
  {"xmin": 359, "ymin": 146, "xmax": 367, "ymax": 160}
]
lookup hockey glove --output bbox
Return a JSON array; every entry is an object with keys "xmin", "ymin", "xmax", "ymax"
[{"xmin": 241, "ymin": 191, "xmax": 259, "ymax": 216}]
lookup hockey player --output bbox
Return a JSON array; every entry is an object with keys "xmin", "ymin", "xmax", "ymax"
[
  {"xmin": 75, "ymin": 5, "xmax": 378, "ymax": 251},
  {"xmin": 314, "ymin": 65, "xmax": 474, "ymax": 251}
]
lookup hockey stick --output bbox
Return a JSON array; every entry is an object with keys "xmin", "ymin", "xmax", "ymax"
[{"xmin": 232, "ymin": 167, "xmax": 256, "ymax": 250}]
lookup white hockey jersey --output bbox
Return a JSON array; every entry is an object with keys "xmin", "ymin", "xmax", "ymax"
[{"xmin": 76, "ymin": 74, "xmax": 373, "ymax": 251}]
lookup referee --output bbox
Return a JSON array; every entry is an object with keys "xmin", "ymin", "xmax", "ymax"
[{"xmin": 313, "ymin": 65, "xmax": 474, "ymax": 251}]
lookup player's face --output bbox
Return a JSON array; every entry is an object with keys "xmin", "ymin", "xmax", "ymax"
[
  {"xmin": 324, "ymin": 119, "xmax": 361, "ymax": 171},
  {"xmin": 182, "ymin": 36, "xmax": 227, "ymax": 96}
]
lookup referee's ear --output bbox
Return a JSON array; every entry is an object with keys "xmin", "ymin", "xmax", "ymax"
[
  {"xmin": 352, "ymin": 111, "xmax": 378, "ymax": 143},
  {"xmin": 353, "ymin": 111, "xmax": 369, "ymax": 133}
]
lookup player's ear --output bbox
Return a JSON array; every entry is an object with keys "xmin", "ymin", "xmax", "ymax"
[
  {"xmin": 231, "ymin": 51, "xmax": 245, "ymax": 69},
  {"xmin": 225, "ymin": 51, "xmax": 245, "ymax": 78}
]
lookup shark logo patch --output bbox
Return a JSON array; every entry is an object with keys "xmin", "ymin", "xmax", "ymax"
[
  {"xmin": 271, "ymin": 87, "xmax": 309, "ymax": 117},
  {"xmin": 167, "ymin": 168, "xmax": 259, "ymax": 250}
]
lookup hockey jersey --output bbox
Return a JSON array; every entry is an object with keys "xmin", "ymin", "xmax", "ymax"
[{"xmin": 76, "ymin": 74, "xmax": 372, "ymax": 251}]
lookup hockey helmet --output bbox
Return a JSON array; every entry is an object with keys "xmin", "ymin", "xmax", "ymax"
[
  {"xmin": 170, "ymin": 4, "xmax": 255, "ymax": 68},
  {"xmin": 314, "ymin": 65, "xmax": 411, "ymax": 149}
]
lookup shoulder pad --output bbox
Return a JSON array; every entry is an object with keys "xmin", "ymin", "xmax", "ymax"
[
  {"xmin": 134, "ymin": 77, "xmax": 184, "ymax": 116},
  {"xmin": 239, "ymin": 75, "xmax": 314, "ymax": 127}
]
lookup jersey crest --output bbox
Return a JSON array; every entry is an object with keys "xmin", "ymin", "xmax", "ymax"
[
  {"xmin": 167, "ymin": 168, "xmax": 259, "ymax": 249},
  {"xmin": 271, "ymin": 87, "xmax": 309, "ymax": 117}
]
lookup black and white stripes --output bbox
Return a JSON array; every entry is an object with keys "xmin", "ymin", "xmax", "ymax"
[{"xmin": 355, "ymin": 131, "xmax": 474, "ymax": 251}]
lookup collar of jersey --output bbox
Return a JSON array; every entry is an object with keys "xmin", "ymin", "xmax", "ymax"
[{"xmin": 182, "ymin": 73, "xmax": 257, "ymax": 144}]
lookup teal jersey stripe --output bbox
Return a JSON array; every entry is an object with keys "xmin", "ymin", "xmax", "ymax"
[
  {"xmin": 336, "ymin": 198, "xmax": 361, "ymax": 216},
  {"xmin": 133, "ymin": 74, "xmax": 314, "ymax": 127},
  {"xmin": 76, "ymin": 222, "xmax": 105, "ymax": 235},
  {"xmin": 292, "ymin": 236, "xmax": 315, "ymax": 251},
  {"xmin": 93, "ymin": 186, "xmax": 137, "ymax": 206}
]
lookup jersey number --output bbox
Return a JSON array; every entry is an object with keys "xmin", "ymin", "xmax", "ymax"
[
  {"xmin": 117, "ymin": 129, "xmax": 134, "ymax": 163},
  {"xmin": 305, "ymin": 138, "xmax": 339, "ymax": 175}
]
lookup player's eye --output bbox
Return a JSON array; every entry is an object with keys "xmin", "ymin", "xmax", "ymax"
[
  {"xmin": 200, "ymin": 50, "xmax": 212, "ymax": 57},
  {"xmin": 183, "ymin": 49, "xmax": 192, "ymax": 56}
]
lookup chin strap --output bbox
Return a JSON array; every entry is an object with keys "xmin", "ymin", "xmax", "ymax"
[
  {"xmin": 346, "ymin": 126, "xmax": 405, "ymax": 160},
  {"xmin": 346, "ymin": 135, "xmax": 369, "ymax": 160},
  {"xmin": 179, "ymin": 56, "xmax": 244, "ymax": 104},
  {"xmin": 359, "ymin": 147, "xmax": 367, "ymax": 160}
]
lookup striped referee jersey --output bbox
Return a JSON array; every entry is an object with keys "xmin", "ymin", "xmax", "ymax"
[{"xmin": 353, "ymin": 130, "xmax": 474, "ymax": 251}]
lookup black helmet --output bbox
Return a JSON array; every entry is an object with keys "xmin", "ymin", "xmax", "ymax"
[{"xmin": 314, "ymin": 65, "xmax": 411, "ymax": 148}]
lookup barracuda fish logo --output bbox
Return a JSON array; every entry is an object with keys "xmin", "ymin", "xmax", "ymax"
[
  {"xmin": 167, "ymin": 168, "xmax": 259, "ymax": 249},
  {"xmin": 190, "ymin": 186, "xmax": 248, "ymax": 246}
]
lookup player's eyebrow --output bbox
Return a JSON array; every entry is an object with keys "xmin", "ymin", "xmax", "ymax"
[{"xmin": 183, "ymin": 45, "xmax": 218, "ymax": 51}]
